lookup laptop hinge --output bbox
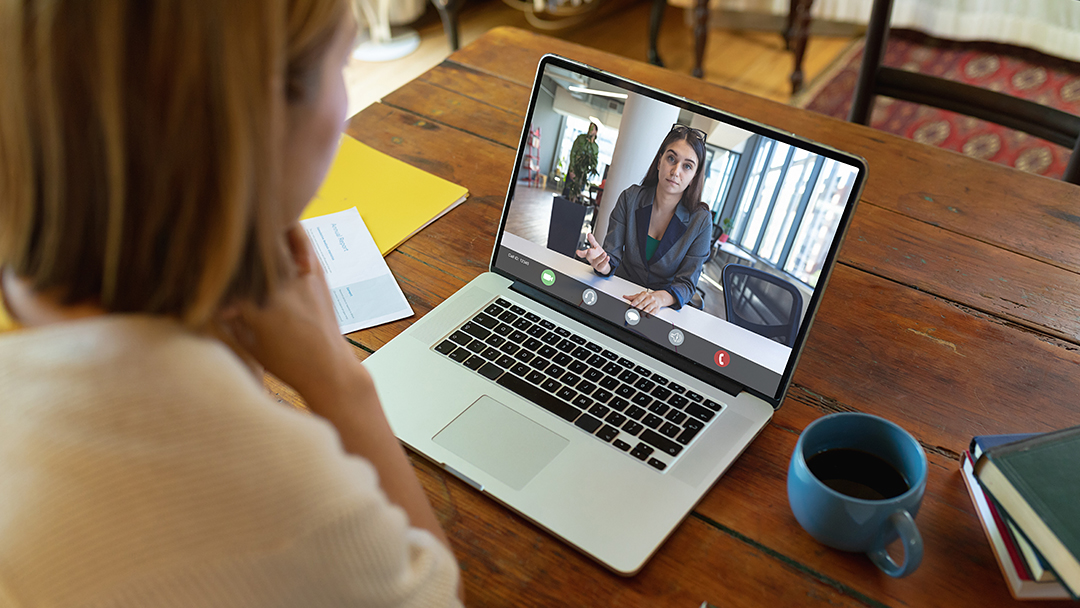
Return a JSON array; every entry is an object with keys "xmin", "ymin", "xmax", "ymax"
[{"xmin": 510, "ymin": 280, "xmax": 745, "ymax": 399}]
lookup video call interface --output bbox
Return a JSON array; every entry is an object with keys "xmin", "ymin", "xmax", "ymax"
[{"xmin": 495, "ymin": 62, "xmax": 862, "ymax": 399}]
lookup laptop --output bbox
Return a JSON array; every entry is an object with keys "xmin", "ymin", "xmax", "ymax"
[{"xmin": 365, "ymin": 55, "xmax": 866, "ymax": 575}]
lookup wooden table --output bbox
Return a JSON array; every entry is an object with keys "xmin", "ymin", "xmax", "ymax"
[{"xmin": 278, "ymin": 27, "xmax": 1080, "ymax": 607}]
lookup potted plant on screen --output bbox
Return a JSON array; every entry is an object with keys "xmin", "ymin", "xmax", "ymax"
[
  {"xmin": 718, "ymin": 217, "xmax": 734, "ymax": 243},
  {"xmin": 561, "ymin": 123, "xmax": 600, "ymax": 204}
]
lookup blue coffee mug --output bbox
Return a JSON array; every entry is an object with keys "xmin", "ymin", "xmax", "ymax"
[{"xmin": 787, "ymin": 412, "xmax": 927, "ymax": 577}]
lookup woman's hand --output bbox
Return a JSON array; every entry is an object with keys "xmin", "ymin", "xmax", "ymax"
[
  {"xmin": 218, "ymin": 224, "xmax": 458, "ymax": 577},
  {"xmin": 218, "ymin": 223, "xmax": 366, "ymax": 418},
  {"xmin": 623, "ymin": 289, "xmax": 674, "ymax": 315},
  {"xmin": 575, "ymin": 232, "xmax": 611, "ymax": 275}
]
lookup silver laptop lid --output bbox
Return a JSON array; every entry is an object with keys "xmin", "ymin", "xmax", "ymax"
[{"xmin": 491, "ymin": 55, "xmax": 866, "ymax": 409}]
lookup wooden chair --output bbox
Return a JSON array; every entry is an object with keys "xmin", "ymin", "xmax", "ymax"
[{"xmin": 850, "ymin": 0, "xmax": 1080, "ymax": 184}]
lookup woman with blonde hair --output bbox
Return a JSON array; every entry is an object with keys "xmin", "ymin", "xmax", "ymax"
[{"xmin": 0, "ymin": 1, "xmax": 462, "ymax": 605}]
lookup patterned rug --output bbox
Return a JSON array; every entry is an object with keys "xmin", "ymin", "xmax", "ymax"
[{"xmin": 794, "ymin": 30, "xmax": 1080, "ymax": 179}]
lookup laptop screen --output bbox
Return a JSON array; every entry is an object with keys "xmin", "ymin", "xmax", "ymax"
[{"xmin": 493, "ymin": 56, "xmax": 866, "ymax": 406}]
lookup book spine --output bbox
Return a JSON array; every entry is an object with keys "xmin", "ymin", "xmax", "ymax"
[{"xmin": 985, "ymin": 425, "xmax": 1080, "ymax": 458}]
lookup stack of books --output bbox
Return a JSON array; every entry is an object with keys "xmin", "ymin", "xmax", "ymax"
[{"xmin": 960, "ymin": 427, "xmax": 1079, "ymax": 600}]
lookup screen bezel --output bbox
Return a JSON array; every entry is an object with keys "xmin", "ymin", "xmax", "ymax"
[{"xmin": 490, "ymin": 54, "xmax": 867, "ymax": 409}]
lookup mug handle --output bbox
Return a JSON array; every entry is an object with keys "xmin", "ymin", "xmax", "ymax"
[{"xmin": 867, "ymin": 510, "xmax": 923, "ymax": 578}]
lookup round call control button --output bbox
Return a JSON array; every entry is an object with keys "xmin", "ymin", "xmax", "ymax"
[
  {"xmin": 668, "ymin": 328, "xmax": 684, "ymax": 346},
  {"xmin": 714, "ymin": 350, "xmax": 730, "ymax": 367}
]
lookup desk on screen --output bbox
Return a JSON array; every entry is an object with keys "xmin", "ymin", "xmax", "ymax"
[{"xmin": 500, "ymin": 233, "xmax": 790, "ymax": 375}]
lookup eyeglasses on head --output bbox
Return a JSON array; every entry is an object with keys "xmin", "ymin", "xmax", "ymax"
[{"xmin": 670, "ymin": 123, "xmax": 707, "ymax": 142}]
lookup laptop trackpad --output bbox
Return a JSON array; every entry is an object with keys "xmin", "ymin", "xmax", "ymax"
[{"xmin": 433, "ymin": 396, "xmax": 569, "ymax": 491}]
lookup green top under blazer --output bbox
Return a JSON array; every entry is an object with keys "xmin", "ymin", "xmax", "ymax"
[{"xmin": 596, "ymin": 184, "xmax": 712, "ymax": 310}]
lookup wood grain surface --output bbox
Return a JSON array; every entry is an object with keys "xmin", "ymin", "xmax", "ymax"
[{"xmin": 285, "ymin": 27, "xmax": 1080, "ymax": 607}]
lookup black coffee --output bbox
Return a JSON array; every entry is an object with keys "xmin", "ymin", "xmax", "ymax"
[{"xmin": 806, "ymin": 448, "xmax": 910, "ymax": 500}]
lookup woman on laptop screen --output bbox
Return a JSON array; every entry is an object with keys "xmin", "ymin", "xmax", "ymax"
[
  {"xmin": 576, "ymin": 125, "xmax": 713, "ymax": 314},
  {"xmin": 0, "ymin": 1, "xmax": 461, "ymax": 605}
]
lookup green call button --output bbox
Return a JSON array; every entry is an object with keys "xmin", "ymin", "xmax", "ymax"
[{"xmin": 540, "ymin": 269, "xmax": 556, "ymax": 286}]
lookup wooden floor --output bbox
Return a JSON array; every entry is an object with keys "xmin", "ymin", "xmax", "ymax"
[{"xmin": 344, "ymin": 0, "xmax": 858, "ymax": 117}]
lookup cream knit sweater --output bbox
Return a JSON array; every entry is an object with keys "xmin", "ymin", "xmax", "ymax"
[{"xmin": 0, "ymin": 316, "xmax": 461, "ymax": 607}]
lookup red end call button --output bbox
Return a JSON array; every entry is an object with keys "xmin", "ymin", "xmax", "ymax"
[{"xmin": 714, "ymin": 350, "xmax": 730, "ymax": 367}]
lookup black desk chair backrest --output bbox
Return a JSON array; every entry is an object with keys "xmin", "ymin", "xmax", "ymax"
[
  {"xmin": 850, "ymin": 0, "xmax": 1080, "ymax": 184},
  {"xmin": 722, "ymin": 264, "xmax": 803, "ymax": 348}
]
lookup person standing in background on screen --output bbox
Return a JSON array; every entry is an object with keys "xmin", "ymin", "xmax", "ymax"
[
  {"xmin": 0, "ymin": 1, "xmax": 462, "ymax": 605},
  {"xmin": 576, "ymin": 125, "xmax": 712, "ymax": 314},
  {"xmin": 563, "ymin": 122, "xmax": 600, "ymax": 201}
]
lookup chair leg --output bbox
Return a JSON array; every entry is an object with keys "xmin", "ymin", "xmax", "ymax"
[
  {"xmin": 848, "ymin": 0, "xmax": 894, "ymax": 125},
  {"xmin": 1065, "ymin": 137, "xmax": 1080, "ymax": 185},
  {"xmin": 789, "ymin": 0, "xmax": 815, "ymax": 95},
  {"xmin": 648, "ymin": 0, "xmax": 666, "ymax": 67},
  {"xmin": 693, "ymin": 0, "xmax": 708, "ymax": 78},
  {"xmin": 432, "ymin": 0, "xmax": 460, "ymax": 52},
  {"xmin": 783, "ymin": 0, "xmax": 797, "ymax": 50}
]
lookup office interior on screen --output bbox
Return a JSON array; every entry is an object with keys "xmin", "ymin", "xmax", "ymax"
[{"xmin": 504, "ymin": 66, "xmax": 858, "ymax": 344}]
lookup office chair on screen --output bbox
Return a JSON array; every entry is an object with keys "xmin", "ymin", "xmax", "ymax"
[
  {"xmin": 850, "ymin": 0, "xmax": 1080, "ymax": 184},
  {"xmin": 722, "ymin": 264, "xmax": 803, "ymax": 348}
]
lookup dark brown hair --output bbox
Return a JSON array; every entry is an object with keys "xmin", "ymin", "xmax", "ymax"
[{"xmin": 640, "ymin": 127, "xmax": 709, "ymax": 213}]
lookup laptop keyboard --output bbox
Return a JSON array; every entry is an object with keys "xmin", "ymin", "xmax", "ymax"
[{"xmin": 432, "ymin": 297, "xmax": 725, "ymax": 472}]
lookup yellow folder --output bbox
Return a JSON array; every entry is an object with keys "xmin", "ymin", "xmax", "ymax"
[{"xmin": 301, "ymin": 135, "xmax": 469, "ymax": 256}]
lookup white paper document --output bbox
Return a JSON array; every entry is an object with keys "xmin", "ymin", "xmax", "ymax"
[{"xmin": 300, "ymin": 207, "xmax": 413, "ymax": 334}]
